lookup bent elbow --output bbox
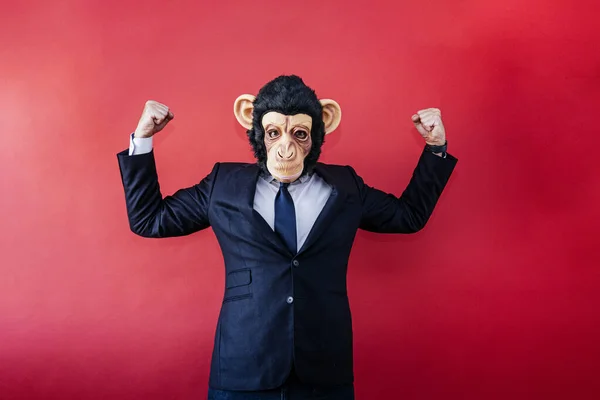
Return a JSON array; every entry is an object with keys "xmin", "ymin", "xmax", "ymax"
[
  {"xmin": 405, "ymin": 225, "xmax": 423, "ymax": 234},
  {"xmin": 403, "ymin": 212, "xmax": 430, "ymax": 233},
  {"xmin": 402, "ymin": 224, "xmax": 424, "ymax": 234},
  {"xmin": 129, "ymin": 219, "xmax": 160, "ymax": 238},
  {"xmin": 130, "ymin": 225, "xmax": 151, "ymax": 238}
]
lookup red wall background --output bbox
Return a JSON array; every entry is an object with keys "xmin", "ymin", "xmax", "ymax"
[{"xmin": 1, "ymin": 0, "xmax": 599, "ymax": 399}]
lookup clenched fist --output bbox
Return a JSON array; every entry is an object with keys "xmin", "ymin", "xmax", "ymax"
[
  {"xmin": 411, "ymin": 108, "xmax": 446, "ymax": 146},
  {"xmin": 134, "ymin": 100, "xmax": 174, "ymax": 138}
]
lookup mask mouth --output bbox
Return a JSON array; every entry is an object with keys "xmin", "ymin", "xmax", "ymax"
[
  {"xmin": 268, "ymin": 159, "xmax": 304, "ymax": 182},
  {"xmin": 275, "ymin": 158, "xmax": 300, "ymax": 167}
]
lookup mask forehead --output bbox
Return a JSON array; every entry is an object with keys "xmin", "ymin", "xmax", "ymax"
[{"xmin": 262, "ymin": 112, "xmax": 312, "ymax": 131}]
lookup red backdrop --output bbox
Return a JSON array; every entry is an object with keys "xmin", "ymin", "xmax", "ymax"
[{"xmin": 1, "ymin": 0, "xmax": 599, "ymax": 399}]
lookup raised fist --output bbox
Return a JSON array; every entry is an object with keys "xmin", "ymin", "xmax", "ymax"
[
  {"xmin": 411, "ymin": 108, "xmax": 446, "ymax": 146},
  {"xmin": 134, "ymin": 100, "xmax": 174, "ymax": 138}
]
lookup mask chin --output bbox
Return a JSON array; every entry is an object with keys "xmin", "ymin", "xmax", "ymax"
[{"xmin": 267, "ymin": 160, "xmax": 304, "ymax": 183}]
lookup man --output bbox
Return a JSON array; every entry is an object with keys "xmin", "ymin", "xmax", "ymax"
[{"xmin": 117, "ymin": 75, "xmax": 457, "ymax": 399}]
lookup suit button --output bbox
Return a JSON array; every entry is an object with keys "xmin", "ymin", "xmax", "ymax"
[
  {"xmin": 292, "ymin": 260, "xmax": 300, "ymax": 267},
  {"xmin": 287, "ymin": 296, "xmax": 294, "ymax": 304}
]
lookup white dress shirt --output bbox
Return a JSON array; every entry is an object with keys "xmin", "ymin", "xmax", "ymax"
[{"xmin": 129, "ymin": 134, "xmax": 331, "ymax": 250}]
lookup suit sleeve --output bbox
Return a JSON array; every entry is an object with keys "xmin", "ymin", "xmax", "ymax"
[
  {"xmin": 116, "ymin": 149, "xmax": 219, "ymax": 238},
  {"xmin": 350, "ymin": 150, "xmax": 457, "ymax": 233}
]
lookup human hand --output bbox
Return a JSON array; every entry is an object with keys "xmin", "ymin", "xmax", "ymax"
[
  {"xmin": 411, "ymin": 108, "xmax": 446, "ymax": 146},
  {"xmin": 134, "ymin": 100, "xmax": 174, "ymax": 138}
]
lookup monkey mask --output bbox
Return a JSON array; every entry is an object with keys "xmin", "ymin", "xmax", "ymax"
[{"xmin": 234, "ymin": 75, "xmax": 342, "ymax": 183}]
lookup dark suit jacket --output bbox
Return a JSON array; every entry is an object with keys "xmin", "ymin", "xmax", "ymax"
[{"xmin": 117, "ymin": 149, "xmax": 457, "ymax": 391}]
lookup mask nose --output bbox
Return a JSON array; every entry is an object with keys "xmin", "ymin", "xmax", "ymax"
[{"xmin": 277, "ymin": 140, "xmax": 295, "ymax": 159}]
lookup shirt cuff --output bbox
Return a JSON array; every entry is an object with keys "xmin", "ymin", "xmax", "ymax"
[{"xmin": 129, "ymin": 133, "xmax": 153, "ymax": 155}]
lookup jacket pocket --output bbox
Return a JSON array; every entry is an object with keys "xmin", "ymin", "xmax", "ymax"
[
  {"xmin": 223, "ymin": 269, "xmax": 252, "ymax": 303},
  {"xmin": 222, "ymin": 293, "xmax": 253, "ymax": 303},
  {"xmin": 226, "ymin": 268, "xmax": 252, "ymax": 289}
]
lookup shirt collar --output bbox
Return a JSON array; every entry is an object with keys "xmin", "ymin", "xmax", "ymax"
[{"xmin": 261, "ymin": 171, "xmax": 313, "ymax": 185}]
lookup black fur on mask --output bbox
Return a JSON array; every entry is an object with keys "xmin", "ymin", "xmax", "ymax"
[{"xmin": 247, "ymin": 75, "xmax": 325, "ymax": 176}]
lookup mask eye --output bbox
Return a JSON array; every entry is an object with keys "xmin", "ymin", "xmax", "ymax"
[
  {"xmin": 295, "ymin": 130, "xmax": 308, "ymax": 140},
  {"xmin": 267, "ymin": 130, "xmax": 280, "ymax": 139}
]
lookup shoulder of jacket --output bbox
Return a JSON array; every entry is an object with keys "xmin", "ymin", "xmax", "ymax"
[
  {"xmin": 315, "ymin": 162, "xmax": 356, "ymax": 174},
  {"xmin": 315, "ymin": 162, "xmax": 348, "ymax": 169},
  {"xmin": 214, "ymin": 161, "xmax": 254, "ymax": 171}
]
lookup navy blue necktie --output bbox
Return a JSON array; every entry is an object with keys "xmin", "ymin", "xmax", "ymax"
[{"xmin": 274, "ymin": 182, "xmax": 297, "ymax": 254}]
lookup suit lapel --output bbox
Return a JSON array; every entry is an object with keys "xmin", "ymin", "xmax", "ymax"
[
  {"xmin": 235, "ymin": 164, "xmax": 292, "ymax": 256},
  {"xmin": 297, "ymin": 163, "xmax": 348, "ymax": 255}
]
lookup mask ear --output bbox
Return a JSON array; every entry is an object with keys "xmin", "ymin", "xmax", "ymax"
[
  {"xmin": 234, "ymin": 94, "xmax": 256, "ymax": 130},
  {"xmin": 320, "ymin": 99, "xmax": 342, "ymax": 134}
]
